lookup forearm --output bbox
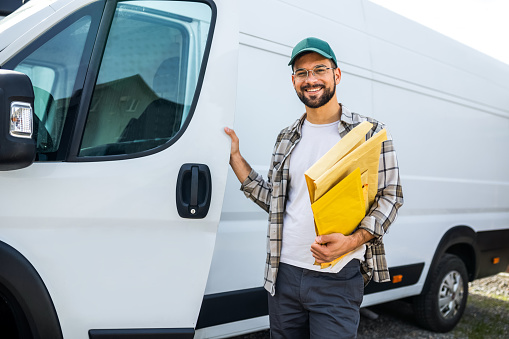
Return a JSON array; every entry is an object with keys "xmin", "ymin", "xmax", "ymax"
[
  {"xmin": 348, "ymin": 228, "xmax": 375, "ymax": 249},
  {"xmin": 230, "ymin": 152, "xmax": 252, "ymax": 184}
]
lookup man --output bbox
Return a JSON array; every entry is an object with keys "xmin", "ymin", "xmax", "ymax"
[{"xmin": 224, "ymin": 37, "xmax": 403, "ymax": 338}]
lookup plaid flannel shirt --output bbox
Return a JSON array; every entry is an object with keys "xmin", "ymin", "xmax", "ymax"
[{"xmin": 241, "ymin": 105, "xmax": 404, "ymax": 296}]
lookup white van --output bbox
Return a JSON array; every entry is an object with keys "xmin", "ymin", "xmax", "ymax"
[{"xmin": 0, "ymin": 1, "xmax": 508, "ymax": 338}]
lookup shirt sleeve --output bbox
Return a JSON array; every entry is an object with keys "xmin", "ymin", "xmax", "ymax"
[
  {"xmin": 240, "ymin": 168, "xmax": 272, "ymax": 213},
  {"xmin": 359, "ymin": 134, "xmax": 404, "ymax": 244}
]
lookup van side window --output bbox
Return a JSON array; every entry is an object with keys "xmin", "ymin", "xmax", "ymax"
[
  {"xmin": 78, "ymin": 1, "xmax": 212, "ymax": 157},
  {"xmin": 8, "ymin": 15, "xmax": 94, "ymax": 160}
]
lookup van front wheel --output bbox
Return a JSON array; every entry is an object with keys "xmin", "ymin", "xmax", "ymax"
[{"xmin": 413, "ymin": 254, "xmax": 468, "ymax": 332}]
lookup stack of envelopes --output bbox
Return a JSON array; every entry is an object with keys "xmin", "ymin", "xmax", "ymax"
[{"xmin": 304, "ymin": 121, "xmax": 387, "ymax": 268}]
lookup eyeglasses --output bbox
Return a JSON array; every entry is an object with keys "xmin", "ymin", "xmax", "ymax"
[{"xmin": 293, "ymin": 66, "xmax": 335, "ymax": 81}]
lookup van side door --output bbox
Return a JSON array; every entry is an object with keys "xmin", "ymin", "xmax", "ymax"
[{"xmin": 0, "ymin": 0, "xmax": 238, "ymax": 337}]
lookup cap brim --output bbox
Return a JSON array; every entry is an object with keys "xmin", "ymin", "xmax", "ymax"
[{"xmin": 288, "ymin": 48, "xmax": 334, "ymax": 66}]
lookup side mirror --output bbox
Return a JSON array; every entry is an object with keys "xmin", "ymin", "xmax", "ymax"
[{"xmin": 0, "ymin": 69, "xmax": 36, "ymax": 170}]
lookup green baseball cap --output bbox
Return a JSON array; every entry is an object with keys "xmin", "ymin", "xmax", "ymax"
[{"xmin": 288, "ymin": 37, "xmax": 337, "ymax": 67}]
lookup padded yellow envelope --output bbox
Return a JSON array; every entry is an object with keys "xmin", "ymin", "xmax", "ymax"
[{"xmin": 311, "ymin": 168, "xmax": 365, "ymax": 237}]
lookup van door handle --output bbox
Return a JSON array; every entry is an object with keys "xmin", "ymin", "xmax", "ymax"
[{"xmin": 176, "ymin": 163, "xmax": 212, "ymax": 219}]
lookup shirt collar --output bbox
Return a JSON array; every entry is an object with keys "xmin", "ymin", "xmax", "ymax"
[
  {"xmin": 340, "ymin": 104, "xmax": 354, "ymax": 125},
  {"xmin": 287, "ymin": 112, "xmax": 307, "ymax": 137},
  {"xmin": 339, "ymin": 104, "xmax": 355, "ymax": 137}
]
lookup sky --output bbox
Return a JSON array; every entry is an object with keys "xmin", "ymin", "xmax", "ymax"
[{"xmin": 369, "ymin": 0, "xmax": 509, "ymax": 66}]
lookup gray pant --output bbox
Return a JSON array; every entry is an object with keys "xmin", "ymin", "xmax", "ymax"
[{"xmin": 268, "ymin": 260, "xmax": 364, "ymax": 339}]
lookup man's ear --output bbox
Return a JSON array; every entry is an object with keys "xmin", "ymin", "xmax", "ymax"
[{"xmin": 335, "ymin": 67, "xmax": 342, "ymax": 84}]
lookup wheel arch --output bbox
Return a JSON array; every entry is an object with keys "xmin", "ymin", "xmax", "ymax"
[
  {"xmin": 0, "ymin": 240, "xmax": 63, "ymax": 339},
  {"xmin": 424, "ymin": 226, "xmax": 479, "ymax": 292}
]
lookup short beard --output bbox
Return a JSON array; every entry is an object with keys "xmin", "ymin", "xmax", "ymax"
[{"xmin": 296, "ymin": 78, "xmax": 336, "ymax": 109}]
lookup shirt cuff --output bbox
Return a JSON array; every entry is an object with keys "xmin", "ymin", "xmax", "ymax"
[
  {"xmin": 240, "ymin": 168, "xmax": 260, "ymax": 191},
  {"xmin": 359, "ymin": 215, "xmax": 384, "ymax": 244}
]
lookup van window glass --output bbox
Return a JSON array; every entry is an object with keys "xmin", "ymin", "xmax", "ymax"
[
  {"xmin": 9, "ymin": 16, "xmax": 93, "ymax": 158},
  {"xmin": 78, "ymin": 1, "xmax": 212, "ymax": 157}
]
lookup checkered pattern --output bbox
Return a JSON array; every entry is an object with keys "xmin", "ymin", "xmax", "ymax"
[{"xmin": 241, "ymin": 106, "xmax": 404, "ymax": 295}]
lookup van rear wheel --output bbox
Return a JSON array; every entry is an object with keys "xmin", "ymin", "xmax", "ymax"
[{"xmin": 413, "ymin": 254, "xmax": 468, "ymax": 332}]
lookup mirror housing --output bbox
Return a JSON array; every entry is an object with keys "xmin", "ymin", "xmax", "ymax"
[{"xmin": 0, "ymin": 69, "xmax": 36, "ymax": 170}]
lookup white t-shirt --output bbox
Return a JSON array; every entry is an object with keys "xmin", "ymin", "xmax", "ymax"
[{"xmin": 280, "ymin": 119, "xmax": 365, "ymax": 273}]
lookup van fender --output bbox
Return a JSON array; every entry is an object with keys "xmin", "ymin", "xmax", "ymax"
[
  {"xmin": 0, "ymin": 240, "xmax": 63, "ymax": 339},
  {"xmin": 422, "ymin": 225, "xmax": 479, "ymax": 293}
]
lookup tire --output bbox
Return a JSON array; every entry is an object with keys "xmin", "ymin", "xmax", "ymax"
[
  {"xmin": 413, "ymin": 253, "xmax": 469, "ymax": 332},
  {"xmin": 0, "ymin": 285, "xmax": 33, "ymax": 339},
  {"xmin": 0, "ymin": 296, "xmax": 17, "ymax": 338}
]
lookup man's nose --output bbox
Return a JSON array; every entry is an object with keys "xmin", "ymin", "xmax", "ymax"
[{"xmin": 305, "ymin": 71, "xmax": 320, "ymax": 82}]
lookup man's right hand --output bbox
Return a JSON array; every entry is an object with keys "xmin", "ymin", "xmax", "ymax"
[
  {"xmin": 224, "ymin": 127, "xmax": 252, "ymax": 183},
  {"xmin": 224, "ymin": 127, "xmax": 240, "ymax": 160}
]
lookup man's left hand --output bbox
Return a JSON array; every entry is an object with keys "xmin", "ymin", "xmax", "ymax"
[
  {"xmin": 311, "ymin": 229, "xmax": 375, "ymax": 263},
  {"xmin": 311, "ymin": 233, "xmax": 353, "ymax": 263}
]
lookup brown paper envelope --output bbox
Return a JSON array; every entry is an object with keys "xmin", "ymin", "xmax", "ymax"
[
  {"xmin": 313, "ymin": 129, "xmax": 387, "ymax": 204},
  {"xmin": 304, "ymin": 121, "xmax": 373, "ymax": 203}
]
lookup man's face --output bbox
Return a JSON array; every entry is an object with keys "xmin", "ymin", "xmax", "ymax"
[{"xmin": 292, "ymin": 52, "xmax": 341, "ymax": 109}]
